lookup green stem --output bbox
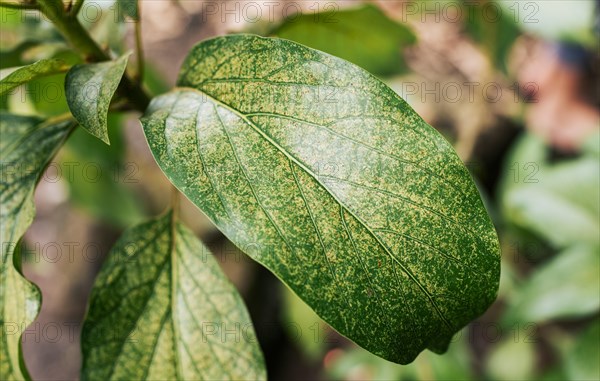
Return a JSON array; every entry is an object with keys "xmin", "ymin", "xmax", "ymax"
[
  {"xmin": 69, "ymin": 0, "xmax": 84, "ymax": 16},
  {"xmin": 134, "ymin": 4, "xmax": 144, "ymax": 83},
  {"xmin": 171, "ymin": 186, "xmax": 180, "ymax": 221},
  {"xmin": 38, "ymin": 0, "xmax": 107, "ymax": 59},
  {"xmin": 0, "ymin": 1, "xmax": 38, "ymax": 10},
  {"xmin": 37, "ymin": 0, "xmax": 150, "ymax": 111}
]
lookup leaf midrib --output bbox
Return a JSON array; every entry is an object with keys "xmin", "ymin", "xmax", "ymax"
[
  {"xmin": 168, "ymin": 213, "xmax": 184, "ymax": 381},
  {"xmin": 243, "ymin": 111, "xmax": 471, "ymax": 202},
  {"xmin": 169, "ymin": 86, "xmax": 453, "ymax": 329}
]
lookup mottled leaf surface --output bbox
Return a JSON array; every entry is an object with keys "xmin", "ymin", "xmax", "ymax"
[
  {"xmin": 65, "ymin": 54, "xmax": 129, "ymax": 144},
  {"xmin": 0, "ymin": 58, "xmax": 69, "ymax": 97},
  {"xmin": 142, "ymin": 35, "xmax": 500, "ymax": 364},
  {"xmin": 270, "ymin": 5, "xmax": 416, "ymax": 76},
  {"xmin": 81, "ymin": 212, "xmax": 265, "ymax": 380},
  {"xmin": 0, "ymin": 113, "xmax": 74, "ymax": 380}
]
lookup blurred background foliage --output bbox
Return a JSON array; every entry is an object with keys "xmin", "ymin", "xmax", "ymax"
[{"xmin": 1, "ymin": 0, "xmax": 598, "ymax": 380}]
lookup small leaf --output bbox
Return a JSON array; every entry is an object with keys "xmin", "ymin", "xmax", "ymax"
[
  {"xmin": 269, "ymin": 4, "xmax": 416, "ymax": 76},
  {"xmin": 0, "ymin": 112, "xmax": 74, "ymax": 380},
  {"xmin": 81, "ymin": 212, "xmax": 266, "ymax": 380},
  {"xmin": 0, "ymin": 58, "xmax": 69, "ymax": 97},
  {"xmin": 142, "ymin": 35, "xmax": 500, "ymax": 364},
  {"xmin": 65, "ymin": 54, "xmax": 130, "ymax": 144},
  {"xmin": 504, "ymin": 244, "xmax": 600, "ymax": 323}
]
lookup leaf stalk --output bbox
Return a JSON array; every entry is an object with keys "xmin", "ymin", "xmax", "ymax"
[{"xmin": 36, "ymin": 0, "xmax": 151, "ymax": 111}]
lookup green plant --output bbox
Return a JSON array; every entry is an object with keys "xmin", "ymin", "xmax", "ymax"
[{"xmin": 0, "ymin": 1, "xmax": 501, "ymax": 379}]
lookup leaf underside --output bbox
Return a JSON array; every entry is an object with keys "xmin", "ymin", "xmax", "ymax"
[
  {"xmin": 65, "ymin": 54, "xmax": 130, "ymax": 144},
  {"xmin": 81, "ymin": 213, "xmax": 266, "ymax": 380},
  {"xmin": 141, "ymin": 34, "xmax": 500, "ymax": 364},
  {"xmin": 0, "ymin": 113, "xmax": 74, "ymax": 380}
]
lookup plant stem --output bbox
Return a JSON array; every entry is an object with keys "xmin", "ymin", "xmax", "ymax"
[
  {"xmin": 171, "ymin": 186, "xmax": 180, "ymax": 221},
  {"xmin": 69, "ymin": 0, "xmax": 84, "ymax": 16},
  {"xmin": 134, "ymin": 3, "xmax": 144, "ymax": 83},
  {"xmin": 36, "ymin": 0, "xmax": 151, "ymax": 112},
  {"xmin": 0, "ymin": 1, "xmax": 39, "ymax": 10},
  {"xmin": 44, "ymin": 112, "xmax": 76, "ymax": 126}
]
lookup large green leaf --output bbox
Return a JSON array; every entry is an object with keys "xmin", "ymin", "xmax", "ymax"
[
  {"xmin": 0, "ymin": 113, "xmax": 74, "ymax": 380},
  {"xmin": 269, "ymin": 5, "xmax": 415, "ymax": 76},
  {"xmin": 141, "ymin": 35, "xmax": 500, "ymax": 364},
  {"xmin": 65, "ymin": 54, "xmax": 130, "ymax": 144},
  {"xmin": 0, "ymin": 58, "xmax": 69, "ymax": 97},
  {"xmin": 81, "ymin": 212, "xmax": 266, "ymax": 380}
]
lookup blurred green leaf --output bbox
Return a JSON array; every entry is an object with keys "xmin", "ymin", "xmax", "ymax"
[
  {"xmin": 1, "ymin": 8, "xmax": 65, "ymax": 53},
  {"xmin": 0, "ymin": 112, "xmax": 74, "ymax": 380},
  {"xmin": 0, "ymin": 40, "xmax": 40, "ymax": 69},
  {"xmin": 24, "ymin": 72, "xmax": 70, "ymax": 116},
  {"xmin": 538, "ymin": 367, "xmax": 567, "ymax": 381},
  {"xmin": 464, "ymin": 0, "xmax": 521, "ymax": 72},
  {"xmin": 564, "ymin": 319, "xmax": 600, "ymax": 381},
  {"xmin": 81, "ymin": 212, "xmax": 266, "ymax": 380},
  {"xmin": 327, "ymin": 329, "xmax": 473, "ymax": 380},
  {"xmin": 65, "ymin": 112, "xmax": 126, "ymax": 166},
  {"xmin": 25, "ymin": 50, "xmax": 81, "ymax": 117},
  {"xmin": 501, "ymin": 134, "xmax": 600, "ymax": 249},
  {"xmin": 504, "ymin": 245, "xmax": 600, "ymax": 323},
  {"xmin": 269, "ymin": 4, "xmax": 416, "ymax": 76},
  {"xmin": 281, "ymin": 285, "xmax": 327, "ymax": 361},
  {"xmin": 61, "ymin": 113, "xmax": 145, "ymax": 228},
  {"xmin": 485, "ymin": 336, "xmax": 536, "ymax": 380},
  {"xmin": 326, "ymin": 347, "xmax": 404, "ymax": 380},
  {"xmin": 65, "ymin": 54, "xmax": 130, "ymax": 144},
  {"xmin": 581, "ymin": 131, "xmax": 600, "ymax": 157},
  {"xmin": 84, "ymin": 3, "xmax": 128, "ymax": 54},
  {"xmin": 117, "ymin": 0, "xmax": 139, "ymax": 21},
  {"xmin": 142, "ymin": 64, "xmax": 170, "ymax": 97},
  {"xmin": 20, "ymin": 42, "xmax": 71, "ymax": 63},
  {"xmin": 498, "ymin": 0, "xmax": 596, "ymax": 48},
  {"xmin": 0, "ymin": 6, "xmax": 24, "ymax": 30},
  {"xmin": 0, "ymin": 58, "xmax": 69, "ymax": 97}
]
